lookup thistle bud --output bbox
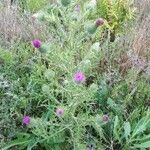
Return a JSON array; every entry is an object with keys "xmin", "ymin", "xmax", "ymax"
[
  {"xmin": 32, "ymin": 39, "xmax": 41, "ymax": 49},
  {"xmin": 102, "ymin": 114, "xmax": 109, "ymax": 123},
  {"xmin": 86, "ymin": 24, "xmax": 97, "ymax": 34},
  {"xmin": 38, "ymin": 43, "xmax": 48, "ymax": 53},
  {"xmin": 95, "ymin": 18, "xmax": 104, "ymax": 27}
]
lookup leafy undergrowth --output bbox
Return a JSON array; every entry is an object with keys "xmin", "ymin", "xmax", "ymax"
[{"xmin": 0, "ymin": 0, "xmax": 150, "ymax": 150}]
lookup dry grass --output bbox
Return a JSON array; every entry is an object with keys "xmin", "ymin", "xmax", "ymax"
[
  {"xmin": 119, "ymin": 0, "xmax": 150, "ymax": 75},
  {"xmin": 0, "ymin": 3, "xmax": 47, "ymax": 48}
]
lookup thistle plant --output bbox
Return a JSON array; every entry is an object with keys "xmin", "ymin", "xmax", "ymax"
[{"xmin": 2, "ymin": 1, "xmax": 104, "ymax": 149}]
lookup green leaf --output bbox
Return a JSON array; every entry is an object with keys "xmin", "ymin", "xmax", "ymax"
[
  {"xmin": 132, "ymin": 141, "xmax": 150, "ymax": 148},
  {"xmin": 61, "ymin": 0, "xmax": 71, "ymax": 6},
  {"xmin": 42, "ymin": 84, "xmax": 50, "ymax": 94},
  {"xmin": 2, "ymin": 139, "xmax": 31, "ymax": 150},
  {"xmin": 0, "ymin": 48, "xmax": 13, "ymax": 65},
  {"xmin": 97, "ymin": 81, "xmax": 109, "ymax": 105},
  {"xmin": 134, "ymin": 134, "xmax": 150, "ymax": 142},
  {"xmin": 124, "ymin": 122, "xmax": 131, "ymax": 139},
  {"xmin": 27, "ymin": 139, "xmax": 38, "ymax": 150},
  {"xmin": 132, "ymin": 114, "xmax": 150, "ymax": 138},
  {"xmin": 44, "ymin": 69, "xmax": 55, "ymax": 80},
  {"xmin": 26, "ymin": 0, "xmax": 48, "ymax": 12},
  {"xmin": 15, "ymin": 132, "xmax": 31, "ymax": 139},
  {"xmin": 107, "ymin": 98, "xmax": 116, "ymax": 107},
  {"xmin": 113, "ymin": 116, "xmax": 120, "ymax": 141}
]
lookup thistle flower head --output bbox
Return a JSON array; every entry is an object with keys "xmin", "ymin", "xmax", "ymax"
[
  {"xmin": 32, "ymin": 39, "xmax": 42, "ymax": 48},
  {"xmin": 22, "ymin": 116, "xmax": 31, "ymax": 125},
  {"xmin": 56, "ymin": 108, "xmax": 64, "ymax": 117},
  {"xmin": 74, "ymin": 71, "xmax": 86, "ymax": 83},
  {"xmin": 95, "ymin": 18, "xmax": 104, "ymax": 27},
  {"xmin": 102, "ymin": 114, "xmax": 109, "ymax": 123}
]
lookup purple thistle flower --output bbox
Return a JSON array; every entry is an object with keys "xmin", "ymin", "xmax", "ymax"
[
  {"xmin": 95, "ymin": 18, "xmax": 104, "ymax": 27},
  {"xmin": 74, "ymin": 71, "xmax": 86, "ymax": 83},
  {"xmin": 22, "ymin": 116, "xmax": 31, "ymax": 125},
  {"xmin": 56, "ymin": 108, "xmax": 64, "ymax": 117},
  {"xmin": 31, "ymin": 39, "xmax": 42, "ymax": 48},
  {"xmin": 102, "ymin": 114, "xmax": 109, "ymax": 123}
]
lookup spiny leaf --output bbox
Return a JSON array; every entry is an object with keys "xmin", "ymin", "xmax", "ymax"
[
  {"xmin": 131, "ymin": 114, "xmax": 150, "ymax": 138},
  {"xmin": 113, "ymin": 116, "xmax": 120, "ymax": 141},
  {"xmin": 2, "ymin": 139, "xmax": 31, "ymax": 150},
  {"xmin": 132, "ymin": 141, "xmax": 150, "ymax": 148},
  {"xmin": 124, "ymin": 122, "xmax": 131, "ymax": 139}
]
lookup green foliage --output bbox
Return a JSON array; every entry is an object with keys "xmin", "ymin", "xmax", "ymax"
[
  {"xmin": 1, "ymin": 0, "xmax": 150, "ymax": 150},
  {"xmin": 17, "ymin": 0, "xmax": 49, "ymax": 12},
  {"xmin": 111, "ymin": 112, "xmax": 150, "ymax": 149},
  {"xmin": 96, "ymin": 0, "xmax": 135, "ymax": 32},
  {"xmin": 0, "ymin": 48, "xmax": 13, "ymax": 65},
  {"xmin": 61, "ymin": 0, "xmax": 71, "ymax": 6}
]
